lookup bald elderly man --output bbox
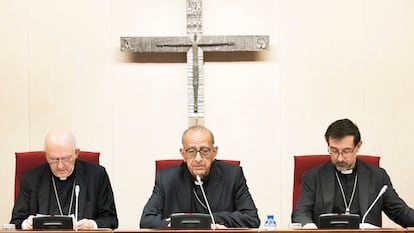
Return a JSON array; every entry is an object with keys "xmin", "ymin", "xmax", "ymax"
[{"xmin": 11, "ymin": 129, "xmax": 118, "ymax": 229}]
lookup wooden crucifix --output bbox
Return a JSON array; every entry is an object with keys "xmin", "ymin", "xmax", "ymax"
[{"xmin": 120, "ymin": 0, "xmax": 269, "ymax": 126}]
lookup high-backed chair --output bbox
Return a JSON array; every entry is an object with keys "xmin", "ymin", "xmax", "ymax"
[
  {"xmin": 155, "ymin": 159, "xmax": 240, "ymax": 178},
  {"xmin": 292, "ymin": 154, "xmax": 380, "ymax": 210},
  {"xmin": 14, "ymin": 150, "xmax": 100, "ymax": 201}
]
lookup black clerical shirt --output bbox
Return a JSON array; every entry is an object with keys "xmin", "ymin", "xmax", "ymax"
[
  {"xmin": 49, "ymin": 171, "xmax": 76, "ymax": 216},
  {"xmin": 191, "ymin": 175, "xmax": 210, "ymax": 214},
  {"xmin": 333, "ymin": 167, "xmax": 361, "ymax": 216}
]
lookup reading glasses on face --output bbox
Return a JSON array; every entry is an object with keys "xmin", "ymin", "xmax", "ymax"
[
  {"xmin": 48, "ymin": 156, "xmax": 72, "ymax": 164},
  {"xmin": 328, "ymin": 147, "xmax": 355, "ymax": 157},
  {"xmin": 184, "ymin": 147, "xmax": 213, "ymax": 158}
]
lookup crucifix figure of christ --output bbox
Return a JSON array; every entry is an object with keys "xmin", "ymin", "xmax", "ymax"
[{"xmin": 120, "ymin": 0, "xmax": 269, "ymax": 126}]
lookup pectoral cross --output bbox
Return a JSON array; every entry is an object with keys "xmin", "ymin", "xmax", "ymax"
[{"xmin": 120, "ymin": 0, "xmax": 269, "ymax": 126}]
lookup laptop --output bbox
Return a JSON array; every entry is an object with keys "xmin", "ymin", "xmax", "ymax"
[
  {"xmin": 170, "ymin": 213, "xmax": 211, "ymax": 229},
  {"xmin": 319, "ymin": 213, "xmax": 360, "ymax": 229},
  {"xmin": 33, "ymin": 215, "xmax": 73, "ymax": 230}
]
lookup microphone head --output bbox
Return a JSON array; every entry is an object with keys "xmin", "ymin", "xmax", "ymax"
[
  {"xmin": 381, "ymin": 185, "xmax": 388, "ymax": 194},
  {"xmin": 75, "ymin": 185, "xmax": 80, "ymax": 195}
]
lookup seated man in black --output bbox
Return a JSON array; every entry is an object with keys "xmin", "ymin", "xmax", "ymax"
[
  {"xmin": 292, "ymin": 118, "xmax": 414, "ymax": 228},
  {"xmin": 140, "ymin": 125, "xmax": 260, "ymax": 229},
  {"xmin": 11, "ymin": 129, "xmax": 118, "ymax": 229}
]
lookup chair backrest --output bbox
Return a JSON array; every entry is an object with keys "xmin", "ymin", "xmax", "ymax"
[
  {"xmin": 14, "ymin": 150, "xmax": 100, "ymax": 201},
  {"xmin": 155, "ymin": 159, "xmax": 240, "ymax": 178},
  {"xmin": 292, "ymin": 154, "xmax": 380, "ymax": 210}
]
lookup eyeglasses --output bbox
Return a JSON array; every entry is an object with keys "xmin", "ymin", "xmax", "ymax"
[
  {"xmin": 184, "ymin": 147, "xmax": 213, "ymax": 158},
  {"xmin": 48, "ymin": 156, "xmax": 72, "ymax": 164},
  {"xmin": 328, "ymin": 147, "xmax": 355, "ymax": 157}
]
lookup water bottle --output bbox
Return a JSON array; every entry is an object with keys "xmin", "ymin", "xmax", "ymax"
[{"xmin": 263, "ymin": 214, "xmax": 277, "ymax": 230}]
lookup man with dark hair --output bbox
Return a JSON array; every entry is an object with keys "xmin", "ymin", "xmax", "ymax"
[
  {"xmin": 292, "ymin": 118, "xmax": 414, "ymax": 228},
  {"xmin": 324, "ymin": 118, "xmax": 361, "ymax": 147},
  {"xmin": 140, "ymin": 125, "xmax": 260, "ymax": 229}
]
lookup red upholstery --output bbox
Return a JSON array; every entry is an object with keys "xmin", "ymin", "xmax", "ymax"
[
  {"xmin": 292, "ymin": 155, "xmax": 380, "ymax": 210},
  {"xmin": 14, "ymin": 150, "xmax": 100, "ymax": 201},
  {"xmin": 155, "ymin": 159, "xmax": 240, "ymax": 178}
]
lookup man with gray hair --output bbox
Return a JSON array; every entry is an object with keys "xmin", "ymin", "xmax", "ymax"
[{"xmin": 11, "ymin": 129, "xmax": 118, "ymax": 229}]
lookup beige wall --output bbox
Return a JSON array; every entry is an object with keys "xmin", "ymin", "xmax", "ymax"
[{"xmin": 1, "ymin": 0, "xmax": 414, "ymax": 229}]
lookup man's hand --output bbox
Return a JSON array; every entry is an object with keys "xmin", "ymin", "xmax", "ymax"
[
  {"xmin": 302, "ymin": 223, "xmax": 318, "ymax": 229},
  {"xmin": 76, "ymin": 219, "xmax": 97, "ymax": 229},
  {"xmin": 22, "ymin": 215, "xmax": 35, "ymax": 230},
  {"xmin": 165, "ymin": 217, "xmax": 171, "ymax": 227},
  {"xmin": 211, "ymin": 223, "xmax": 227, "ymax": 229}
]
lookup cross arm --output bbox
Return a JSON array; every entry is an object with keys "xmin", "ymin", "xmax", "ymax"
[
  {"xmin": 120, "ymin": 36, "xmax": 193, "ymax": 52},
  {"xmin": 197, "ymin": 35, "xmax": 269, "ymax": 51},
  {"xmin": 120, "ymin": 35, "xmax": 269, "ymax": 53}
]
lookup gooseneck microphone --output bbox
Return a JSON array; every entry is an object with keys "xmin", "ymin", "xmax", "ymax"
[
  {"xmin": 195, "ymin": 175, "xmax": 216, "ymax": 227},
  {"xmin": 75, "ymin": 185, "xmax": 80, "ymax": 230},
  {"xmin": 361, "ymin": 185, "xmax": 388, "ymax": 228}
]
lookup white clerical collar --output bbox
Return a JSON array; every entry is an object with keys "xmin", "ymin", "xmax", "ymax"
[
  {"xmin": 56, "ymin": 164, "xmax": 75, "ymax": 180},
  {"xmin": 341, "ymin": 169, "xmax": 353, "ymax": 174}
]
